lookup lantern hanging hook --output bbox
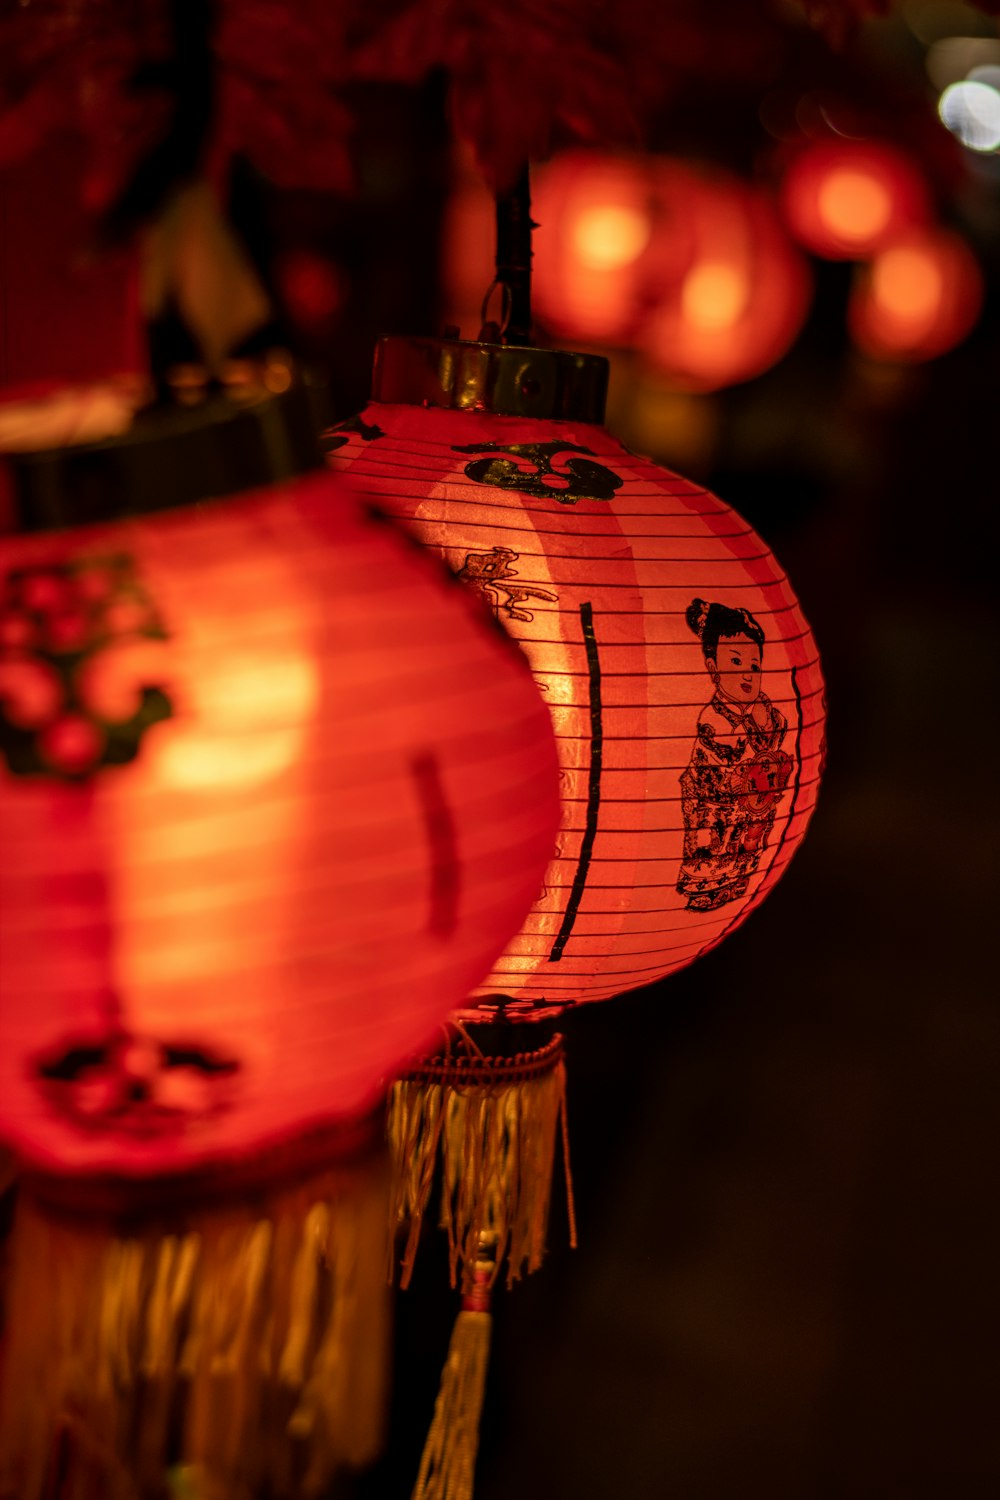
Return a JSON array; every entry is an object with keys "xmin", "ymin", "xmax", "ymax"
[
  {"xmin": 478, "ymin": 278, "xmax": 513, "ymax": 342},
  {"xmin": 477, "ymin": 164, "xmax": 534, "ymax": 346}
]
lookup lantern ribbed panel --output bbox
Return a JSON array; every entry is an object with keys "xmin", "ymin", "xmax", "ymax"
[
  {"xmin": 330, "ymin": 405, "xmax": 825, "ymax": 1017},
  {"xmin": 0, "ymin": 469, "xmax": 560, "ymax": 1176}
]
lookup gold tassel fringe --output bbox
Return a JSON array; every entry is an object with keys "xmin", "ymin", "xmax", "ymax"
[
  {"xmin": 387, "ymin": 1034, "xmax": 576, "ymax": 1292},
  {"xmin": 411, "ymin": 1245, "xmax": 494, "ymax": 1500},
  {"xmin": 0, "ymin": 1157, "xmax": 390, "ymax": 1500}
]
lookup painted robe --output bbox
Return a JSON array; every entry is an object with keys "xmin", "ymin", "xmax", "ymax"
[{"xmin": 677, "ymin": 689, "xmax": 791, "ymax": 911}]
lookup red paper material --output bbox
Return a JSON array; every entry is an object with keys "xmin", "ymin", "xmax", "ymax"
[
  {"xmin": 0, "ymin": 468, "xmax": 560, "ymax": 1177},
  {"xmin": 330, "ymin": 404, "xmax": 825, "ymax": 1018}
]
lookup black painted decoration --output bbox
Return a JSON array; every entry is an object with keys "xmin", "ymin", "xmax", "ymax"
[
  {"xmin": 412, "ymin": 749, "xmax": 460, "ymax": 938},
  {"xmin": 323, "ymin": 415, "xmax": 387, "ymax": 452},
  {"xmin": 453, "ymin": 441, "xmax": 623, "ymax": 504},
  {"xmin": 549, "ymin": 601, "xmax": 603, "ymax": 961}
]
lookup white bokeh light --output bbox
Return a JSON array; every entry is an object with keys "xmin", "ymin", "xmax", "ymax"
[{"xmin": 939, "ymin": 80, "xmax": 1000, "ymax": 153}]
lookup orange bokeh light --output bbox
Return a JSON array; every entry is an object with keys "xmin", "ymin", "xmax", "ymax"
[
  {"xmin": 526, "ymin": 153, "xmax": 809, "ymax": 389},
  {"xmin": 817, "ymin": 169, "xmax": 893, "ymax": 247},
  {"xmin": 849, "ymin": 227, "xmax": 983, "ymax": 362},
  {"xmin": 531, "ymin": 152, "xmax": 657, "ymax": 343},
  {"xmin": 781, "ymin": 141, "xmax": 930, "ymax": 260},
  {"xmin": 642, "ymin": 166, "xmax": 811, "ymax": 392},
  {"xmin": 570, "ymin": 202, "xmax": 651, "ymax": 271},
  {"xmin": 276, "ymin": 250, "xmax": 345, "ymax": 328},
  {"xmin": 681, "ymin": 262, "xmax": 750, "ymax": 330}
]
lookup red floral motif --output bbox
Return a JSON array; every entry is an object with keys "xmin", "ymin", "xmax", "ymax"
[{"xmin": 0, "ymin": 553, "xmax": 172, "ymax": 779}]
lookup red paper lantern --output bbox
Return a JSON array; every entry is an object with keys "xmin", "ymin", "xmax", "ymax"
[
  {"xmin": 328, "ymin": 339, "xmax": 825, "ymax": 1019},
  {"xmin": 641, "ymin": 165, "xmax": 812, "ymax": 392},
  {"xmin": 780, "ymin": 140, "xmax": 930, "ymax": 261},
  {"xmin": 847, "ymin": 226, "xmax": 983, "ymax": 363},
  {"xmin": 0, "ymin": 389, "xmax": 561, "ymax": 1180}
]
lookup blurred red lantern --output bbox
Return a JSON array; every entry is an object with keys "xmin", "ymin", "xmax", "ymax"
[
  {"xmin": 531, "ymin": 152, "xmax": 663, "ymax": 344},
  {"xmin": 641, "ymin": 165, "xmax": 812, "ymax": 391},
  {"xmin": 848, "ymin": 225, "xmax": 983, "ymax": 362},
  {"xmin": 330, "ymin": 339, "xmax": 825, "ymax": 1019},
  {"xmin": 780, "ymin": 140, "xmax": 930, "ymax": 261},
  {"xmin": 0, "ymin": 383, "xmax": 560, "ymax": 1499},
  {"xmin": 0, "ymin": 403, "xmax": 559, "ymax": 1180}
]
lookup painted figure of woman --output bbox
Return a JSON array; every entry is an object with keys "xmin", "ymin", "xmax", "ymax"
[{"xmin": 677, "ymin": 597, "xmax": 792, "ymax": 911}]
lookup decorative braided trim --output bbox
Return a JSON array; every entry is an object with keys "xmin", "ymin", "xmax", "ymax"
[
  {"xmin": 396, "ymin": 1033, "xmax": 565, "ymax": 1088},
  {"xmin": 387, "ymin": 1035, "xmax": 576, "ymax": 1293}
]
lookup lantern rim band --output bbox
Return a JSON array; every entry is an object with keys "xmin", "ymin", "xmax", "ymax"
[
  {"xmin": 371, "ymin": 336, "xmax": 609, "ymax": 422},
  {"xmin": 14, "ymin": 1106, "xmax": 384, "ymax": 1222},
  {"xmin": 397, "ymin": 1032, "xmax": 565, "ymax": 1088},
  {"xmin": 2, "ymin": 385, "xmax": 323, "ymax": 533}
]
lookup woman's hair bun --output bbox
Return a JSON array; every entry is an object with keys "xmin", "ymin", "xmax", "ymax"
[{"xmin": 686, "ymin": 598, "xmax": 710, "ymax": 638}]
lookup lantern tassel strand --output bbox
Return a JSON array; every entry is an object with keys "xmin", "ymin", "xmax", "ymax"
[
  {"xmin": 411, "ymin": 1244, "xmax": 494, "ymax": 1500},
  {"xmin": 0, "ymin": 1160, "xmax": 390, "ymax": 1500},
  {"xmin": 387, "ymin": 1034, "xmax": 574, "ymax": 1293}
]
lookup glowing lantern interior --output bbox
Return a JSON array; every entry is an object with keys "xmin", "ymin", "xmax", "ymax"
[
  {"xmin": 330, "ymin": 381, "xmax": 825, "ymax": 1019},
  {"xmin": 0, "ymin": 466, "xmax": 560, "ymax": 1176}
]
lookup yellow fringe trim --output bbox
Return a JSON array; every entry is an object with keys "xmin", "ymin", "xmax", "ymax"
[
  {"xmin": 387, "ymin": 1035, "xmax": 575, "ymax": 1292},
  {"xmin": 0, "ymin": 1160, "xmax": 390, "ymax": 1500},
  {"xmin": 411, "ymin": 1309, "xmax": 491, "ymax": 1500}
]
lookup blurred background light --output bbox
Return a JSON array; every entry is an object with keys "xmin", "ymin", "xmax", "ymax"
[
  {"xmin": 817, "ymin": 170, "xmax": 893, "ymax": 246},
  {"xmin": 570, "ymin": 202, "xmax": 651, "ymax": 270},
  {"xmin": 532, "ymin": 152, "xmax": 656, "ymax": 343},
  {"xmin": 681, "ymin": 261, "xmax": 749, "ymax": 330},
  {"xmin": 938, "ymin": 78, "xmax": 1000, "ymax": 151},
  {"xmin": 925, "ymin": 35, "xmax": 1000, "ymax": 91},
  {"xmin": 640, "ymin": 167, "xmax": 811, "ymax": 392},
  {"xmin": 848, "ymin": 226, "xmax": 983, "ymax": 361},
  {"xmin": 968, "ymin": 63, "xmax": 1000, "ymax": 91},
  {"xmin": 781, "ymin": 141, "xmax": 930, "ymax": 259}
]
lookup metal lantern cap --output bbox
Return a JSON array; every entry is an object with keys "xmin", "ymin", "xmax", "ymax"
[
  {"xmin": 2, "ymin": 381, "xmax": 322, "ymax": 533},
  {"xmin": 372, "ymin": 336, "xmax": 609, "ymax": 423}
]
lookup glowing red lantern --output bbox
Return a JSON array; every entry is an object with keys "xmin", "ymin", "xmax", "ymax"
[
  {"xmin": 848, "ymin": 226, "xmax": 983, "ymax": 363},
  {"xmin": 0, "ymin": 384, "xmax": 560, "ymax": 1498},
  {"xmin": 329, "ymin": 339, "xmax": 825, "ymax": 1020},
  {"xmin": 641, "ymin": 164, "xmax": 812, "ymax": 391},
  {"xmin": 780, "ymin": 140, "xmax": 930, "ymax": 261},
  {"xmin": 0, "ymin": 406, "xmax": 559, "ymax": 1177}
]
